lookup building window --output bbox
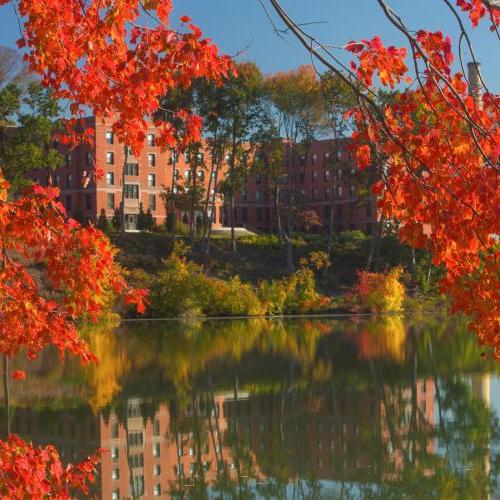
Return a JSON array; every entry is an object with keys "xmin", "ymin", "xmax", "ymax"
[
  {"xmin": 54, "ymin": 174, "xmax": 60, "ymax": 186},
  {"xmin": 111, "ymin": 489, "xmax": 119, "ymax": 500},
  {"xmin": 312, "ymin": 153, "xmax": 317, "ymax": 165},
  {"xmin": 85, "ymin": 152, "xmax": 92, "ymax": 166},
  {"xmin": 242, "ymin": 207, "xmax": 248, "ymax": 223},
  {"xmin": 66, "ymin": 173, "xmax": 73, "ymax": 188},
  {"xmin": 324, "ymin": 152, "xmax": 330, "ymax": 159},
  {"xmin": 366, "ymin": 222, "xmax": 372, "ymax": 235},
  {"xmin": 149, "ymin": 194, "xmax": 156, "ymax": 211},
  {"xmin": 106, "ymin": 172, "xmax": 115, "ymax": 185},
  {"xmin": 153, "ymin": 442, "xmax": 161, "ymax": 457},
  {"xmin": 174, "ymin": 168, "xmax": 179, "ymax": 180},
  {"xmin": 299, "ymin": 155, "xmax": 305, "ymax": 166},
  {"xmin": 65, "ymin": 153, "xmax": 72, "ymax": 167},
  {"xmin": 256, "ymin": 173, "xmax": 262, "ymax": 184},
  {"xmin": 196, "ymin": 152, "xmax": 204, "ymax": 161},
  {"xmin": 124, "ymin": 163, "xmax": 138, "ymax": 176},
  {"xmin": 154, "ymin": 484, "xmax": 161, "ymax": 496},
  {"xmin": 133, "ymin": 476, "xmax": 144, "ymax": 497},
  {"xmin": 197, "ymin": 170, "xmax": 205, "ymax": 181},
  {"xmin": 106, "ymin": 152, "xmax": 114, "ymax": 165},
  {"xmin": 86, "ymin": 193, "xmax": 92, "ymax": 210},
  {"xmin": 107, "ymin": 193, "xmax": 115, "ymax": 210},
  {"xmin": 184, "ymin": 169, "xmax": 191, "ymax": 180},
  {"xmin": 148, "ymin": 153, "xmax": 156, "ymax": 166},
  {"xmin": 255, "ymin": 190, "xmax": 262, "ymax": 202},
  {"xmin": 312, "ymin": 188, "xmax": 318, "ymax": 201},
  {"xmin": 124, "ymin": 184, "xmax": 139, "ymax": 199},
  {"xmin": 337, "ymin": 168, "xmax": 342, "ymax": 179},
  {"xmin": 111, "ymin": 422, "xmax": 119, "ymax": 438},
  {"xmin": 131, "ymin": 454, "xmax": 144, "ymax": 468},
  {"xmin": 299, "ymin": 172, "xmax": 305, "ymax": 184},
  {"xmin": 148, "ymin": 173, "xmax": 156, "ymax": 187},
  {"xmin": 224, "ymin": 153, "xmax": 231, "ymax": 163},
  {"xmin": 111, "ymin": 447, "xmax": 119, "ymax": 460},
  {"xmin": 312, "ymin": 171, "xmax": 317, "ymax": 182},
  {"xmin": 337, "ymin": 204, "xmax": 344, "ymax": 219},
  {"xmin": 66, "ymin": 195, "xmax": 72, "ymax": 211},
  {"xmin": 185, "ymin": 152, "xmax": 191, "ymax": 163},
  {"xmin": 147, "ymin": 133, "xmax": 155, "ymax": 146},
  {"xmin": 325, "ymin": 187, "xmax": 331, "ymax": 198},
  {"xmin": 324, "ymin": 170, "xmax": 331, "ymax": 181},
  {"xmin": 153, "ymin": 464, "xmax": 161, "ymax": 476},
  {"xmin": 349, "ymin": 184, "xmax": 355, "ymax": 197},
  {"xmin": 106, "ymin": 131, "xmax": 114, "ymax": 144},
  {"xmin": 337, "ymin": 186, "xmax": 343, "ymax": 198},
  {"xmin": 128, "ymin": 432, "xmax": 143, "ymax": 447},
  {"xmin": 112, "ymin": 468, "xmax": 119, "ymax": 480},
  {"xmin": 256, "ymin": 207, "xmax": 262, "ymax": 222}
]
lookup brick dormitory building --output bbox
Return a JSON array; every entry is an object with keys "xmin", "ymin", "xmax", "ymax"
[{"xmin": 25, "ymin": 117, "xmax": 377, "ymax": 234}]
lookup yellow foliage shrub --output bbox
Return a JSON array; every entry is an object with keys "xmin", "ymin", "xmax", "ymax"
[{"xmin": 350, "ymin": 267, "xmax": 405, "ymax": 313}]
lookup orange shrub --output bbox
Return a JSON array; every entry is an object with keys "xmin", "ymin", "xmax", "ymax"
[{"xmin": 350, "ymin": 267, "xmax": 405, "ymax": 313}]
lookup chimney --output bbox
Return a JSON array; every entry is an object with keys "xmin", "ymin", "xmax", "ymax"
[{"xmin": 467, "ymin": 61, "xmax": 482, "ymax": 101}]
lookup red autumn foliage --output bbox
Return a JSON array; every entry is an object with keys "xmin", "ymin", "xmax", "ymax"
[
  {"xmin": 0, "ymin": 435, "xmax": 102, "ymax": 499},
  {"xmin": 0, "ymin": 179, "xmax": 147, "ymax": 363},
  {"xmin": 347, "ymin": 10, "xmax": 499, "ymax": 357},
  {"xmin": 1, "ymin": 0, "xmax": 233, "ymax": 157},
  {"xmin": 11, "ymin": 370, "xmax": 26, "ymax": 381},
  {"xmin": 0, "ymin": 0, "xmax": 232, "ymax": 494}
]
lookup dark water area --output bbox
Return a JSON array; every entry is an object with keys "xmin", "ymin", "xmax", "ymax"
[{"xmin": 2, "ymin": 315, "xmax": 499, "ymax": 499}]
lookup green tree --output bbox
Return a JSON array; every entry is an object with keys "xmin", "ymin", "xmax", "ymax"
[
  {"xmin": 264, "ymin": 65, "xmax": 325, "ymax": 271},
  {"xmin": 0, "ymin": 81, "xmax": 63, "ymax": 192}
]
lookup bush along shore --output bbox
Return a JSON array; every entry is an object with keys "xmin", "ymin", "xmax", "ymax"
[{"xmin": 122, "ymin": 239, "xmax": 434, "ymax": 319}]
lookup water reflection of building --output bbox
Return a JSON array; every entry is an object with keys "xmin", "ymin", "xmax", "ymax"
[{"xmin": 11, "ymin": 379, "xmax": 437, "ymax": 498}]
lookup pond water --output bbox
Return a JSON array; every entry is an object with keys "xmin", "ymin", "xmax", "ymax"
[{"xmin": 2, "ymin": 315, "xmax": 500, "ymax": 499}]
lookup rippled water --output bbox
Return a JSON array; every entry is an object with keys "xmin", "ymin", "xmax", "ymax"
[{"xmin": 2, "ymin": 315, "xmax": 499, "ymax": 499}]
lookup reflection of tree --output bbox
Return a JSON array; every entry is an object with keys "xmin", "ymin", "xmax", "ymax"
[{"xmin": 5, "ymin": 315, "xmax": 500, "ymax": 498}]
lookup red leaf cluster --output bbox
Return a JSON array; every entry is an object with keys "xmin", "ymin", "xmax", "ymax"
[
  {"xmin": 7, "ymin": 0, "xmax": 233, "ymax": 157},
  {"xmin": 0, "ymin": 179, "xmax": 146, "ymax": 363},
  {"xmin": 0, "ymin": 435, "xmax": 102, "ymax": 499},
  {"xmin": 347, "ymin": 18, "xmax": 500, "ymax": 357}
]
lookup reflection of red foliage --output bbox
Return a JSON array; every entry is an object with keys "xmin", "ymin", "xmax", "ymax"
[
  {"xmin": 0, "ymin": 435, "xmax": 103, "ymax": 498},
  {"xmin": 11, "ymin": 371, "xmax": 26, "ymax": 381}
]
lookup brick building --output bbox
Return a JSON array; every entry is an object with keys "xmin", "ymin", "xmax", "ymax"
[
  {"xmin": 232, "ymin": 138, "xmax": 378, "ymax": 235},
  {"xmin": 27, "ymin": 118, "xmax": 376, "ymax": 234},
  {"xmin": 28, "ymin": 116, "xmax": 227, "ymax": 230}
]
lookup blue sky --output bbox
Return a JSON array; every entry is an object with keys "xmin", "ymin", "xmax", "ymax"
[{"xmin": 1, "ymin": 0, "xmax": 499, "ymax": 90}]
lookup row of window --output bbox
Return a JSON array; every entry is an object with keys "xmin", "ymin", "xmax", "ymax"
[
  {"xmin": 233, "ymin": 203, "xmax": 373, "ymax": 224},
  {"xmin": 106, "ymin": 131, "xmax": 156, "ymax": 147},
  {"xmin": 106, "ymin": 173, "xmax": 156, "ymax": 188},
  {"xmin": 106, "ymin": 192, "xmax": 156, "ymax": 211},
  {"xmin": 106, "ymin": 151, "xmax": 156, "ymax": 166},
  {"xmin": 240, "ymin": 184, "xmax": 361, "ymax": 203}
]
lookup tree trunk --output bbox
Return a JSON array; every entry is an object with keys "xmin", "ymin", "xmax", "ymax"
[
  {"xmin": 169, "ymin": 153, "xmax": 177, "ymax": 242},
  {"xmin": 274, "ymin": 186, "xmax": 283, "ymax": 245},
  {"xmin": 189, "ymin": 155, "xmax": 197, "ymax": 245},
  {"xmin": 327, "ymin": 199, "xmax": 335, "ymax": 255},
  {"xmin": 229, "ymin": 115, "xmax": 237, "ymax": 253},
  {"xmin": 204, "ymin": 159, "xmax": 221, "ymax": 256}
]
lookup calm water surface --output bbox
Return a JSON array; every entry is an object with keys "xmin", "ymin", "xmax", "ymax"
[{"xmin": 2, "ymin": 316, "xmax": 500, "ymax": 499}]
